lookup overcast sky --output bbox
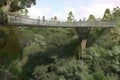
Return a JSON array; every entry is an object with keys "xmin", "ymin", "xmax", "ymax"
[{"xmin": 28, "ymin": 0, "xmax": 120, "ymax": 21}]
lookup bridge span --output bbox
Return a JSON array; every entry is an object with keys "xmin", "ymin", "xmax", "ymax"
[{"xmin": 1, "ymin": 14, "xmax": 117, "ymax": 28}]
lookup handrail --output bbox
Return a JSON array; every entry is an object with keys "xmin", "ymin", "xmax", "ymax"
[{"xmin": 5, "ymin": 14, "xmax": 116, "ymax": 27}]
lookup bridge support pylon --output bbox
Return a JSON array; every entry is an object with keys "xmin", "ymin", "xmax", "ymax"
[{"xmin": 75, "ymin": 27, "xmax": 91, "ymax": 59}]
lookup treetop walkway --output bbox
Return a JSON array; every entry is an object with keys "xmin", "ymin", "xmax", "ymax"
[{"xmin": 1, "ymin": 14, "xmax": 117, "ymax": 28}]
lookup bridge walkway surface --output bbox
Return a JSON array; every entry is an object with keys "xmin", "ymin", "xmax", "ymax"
[{"xmin": 1, "ymin": 14, "xmax": 117, "ymax": 28}]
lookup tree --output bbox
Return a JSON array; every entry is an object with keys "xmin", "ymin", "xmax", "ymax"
[
  {"xmin": 88, "ymin": 14, "xmax": 96, "ymax": 21},
  {"xmin": 0, "ymin": 28, "xmax": 22, "ymax": 66},
  {"xmin": 31, "ymin": 58, "xmax": 90, "ymax": 80},
  {"xmin": 0, "ymin": 8, "xmax": 4, "ymax": 24},
  {"xmin": 0, "ymin": 0, "xmax": 36, "ymax": 12},
  {"xmin": 0, "ymin": 0, "xmax": 34, "ymax": 24},
  {"xmin": 21, "ymin": 8, "xmax": 29, "ymax": 17},
  {"xmin": 54, "ymin": 16, "xmax": 57, "ymax": 21},
  {"xmin": 102, "ymin": 8, "xmax": 112, "ymax": 21},
  {"xmin": 43, "ymin": 16, "xmax": 45, "ymax": 21},
  {"xmin": 67, "ymin": 11, "xmax": 74, "ymax": 22},
  {"xmin": 51, "ymin": 17, "xmax": 53, "ymax": 21},
  {"xmin": 0, "ymin": 1, "xmax": 36, "ymax": 79},
  {"xmin": 112, "ymin": 7, "xmax": 120, "ymax": 21}
]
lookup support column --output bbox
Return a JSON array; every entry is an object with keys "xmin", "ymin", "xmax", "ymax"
[{"xmin": 75, "ymin": 27, "xmax": 91, "ymax": 59}]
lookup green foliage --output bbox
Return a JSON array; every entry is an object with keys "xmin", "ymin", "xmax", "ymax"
[
  {"xmin": 112, "ymin": 7, "xmax": 120, "ymax": 21},
  {"xmin": 51, "ymin": 16, "xmax": 57, "ymax": 21},
  {"xmin": 0, "ymin": 0, "xmax": 7, "ymax": 7},
  {"xmin": 54, "ymin": 16, "xmax": 57, "ymax": 21},
  {"xmin": 88, "ymin": 14, "xmax": 96, "ymax": 21},
  {"xmin": 0, "ymin": 63, "xmax": 20, "ymax": 80},
  {"xmin": 102, "ymin": 8, "xmax": 112, "ymax": 21},
  {"xmin": 46, "ymin": 30, "xmax": 70, "ymax": 47},
  {"xmin": 95, "ymin": 27, "xmax": 120, "ymax": 48},
  {"xmin": 61, "ymin": 39, "xmax": 80, "ymax": 58},
  {"xmin": 32, "ymin": 65, "xmax": 58, "ymax": 80},
  {"xmin": 67, "ymin": 11, "xmax": 74, "ymax": 22},
  {"xmin": 20, "ymin": 8, "xmax": 29, "ymax": 17},
  {"xmin": 55, "ymin": 58, "xmax": 89, "ymax": 80},
  {"xmin": 92, "ymin": 68, "xmax": 107, "ymax": 80},
  {"xmin": 42, "ymin": 16, "xmax": 45, "ymax": 21},
  {"xmin": 0, "ymin": 28, "xmax": 21, "ymax": 65},
  {"xmin": 0, "ymin": 8, "xmax": 3, "ymax": 24},
  {"xmin": 18, "ymin": 28, "xmax": 77, "ymax": 79},
  {"xmin": 0, "ymin": 9, "xmax": 7, "ymax": 24},
  {"xmin": 10, "ymin": 0, "xmax": 20, "ymax": 11},
  {"xmin": 0, "ymin": 0, "xmax": 36, "ymax": 12},
  {"xmin": 109, "ymin": 46, "xmax": 120, "ymax": 73},
  {"xmin": 31, "ymin": 58, "xmax": 90, "ymax": 80}
]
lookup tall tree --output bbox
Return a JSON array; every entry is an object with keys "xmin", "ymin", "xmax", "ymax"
[
  {"xmin": 67, "ymin": 11, "xmax": 74, "ymax": 22},
  {"xmin": 42, "ymin": 16, "xmax": 45, "ymax": 21},
  {"xmin": 0, "ymin": 8, "xmax": 4, "ymax": 24},
  {"xmin": 54, "ymin": 16, "xmax": 57, "ymax": 21},
  {"xmin": 88, "ymin": 14, "xmax": 96, "ymax": 21},
  {"xmin": 51, "ymin": 17, "xmax": 53, "ymax": 21},
  {"xmin": 112, "ymin": 7, "xmax": 120, "ymax": 21},
  {"xmin": 0, "ymin": 8, "xmax": 7, "ymax": 25},
  {"xmin": 0, "ymin": 28, "xmax": 21, "ymax": 65},
  {"xmin": 102, "ymin": 8, "xmax": 112, "ymax": 21},
  {"xmin": 0, "ymin": 0, "xmax": 36, "ymax": 66}
]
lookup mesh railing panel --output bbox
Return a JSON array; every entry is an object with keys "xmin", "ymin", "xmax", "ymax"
[{"xmin": 7, "ymin": 15, "xmax": 116, "ymax": 27}]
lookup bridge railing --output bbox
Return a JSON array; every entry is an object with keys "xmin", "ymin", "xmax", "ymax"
[{"xmin": 7, "ymin": 14, "xmax": 116, "ymax": 27}]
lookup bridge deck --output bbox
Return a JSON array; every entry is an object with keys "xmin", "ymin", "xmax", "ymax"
[{"xmin": 3, "ymin": 14, "xmax": 117, "ymax": 28}]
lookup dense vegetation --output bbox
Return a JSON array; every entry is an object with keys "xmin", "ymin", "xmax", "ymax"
[
  {"xmin": 0, "ymin": 0, "xmax": 120, "ymax": 80},
  {"xmin": 0, "ymin": 0, "xmax": 36, "ymax": 12}
]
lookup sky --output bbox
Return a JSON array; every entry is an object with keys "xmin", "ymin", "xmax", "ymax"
[{"xmin": 28, "ymin": 0, "xmax": 120, "ymax": 21}]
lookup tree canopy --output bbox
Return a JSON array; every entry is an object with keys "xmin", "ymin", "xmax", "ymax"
[
  {"xmin": 102, "ymin": 8, "xmax": 112, "ymax": 21},
  {"xmin": 0, "ymin": 0, "xmax": 36, "ymax": 12},
  {"xmin": 88, "ymin": 14, "xmax": 96, "ymax": 21},
  {"xmin": 67, "ymin": 11, "xmax": 74, "ymax": 22}
]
